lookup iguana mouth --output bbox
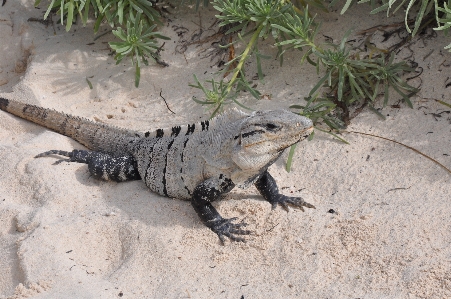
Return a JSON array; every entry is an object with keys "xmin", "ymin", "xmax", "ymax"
[
  {"xmin": 244, "ymin": 126, "xmax": 313, "ymax": 149},
  {"xmin": 294, "ymin": 126, "xmax": 314, "ymax": 140}
]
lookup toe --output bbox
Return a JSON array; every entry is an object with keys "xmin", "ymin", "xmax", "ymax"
[
  {"xmin": 230, "ymin": 236, "xmax": 246, "ymax": 242},
  {"xmin": 218, "ymin": 234, "xmax": 226, "ymax": 245},
  {"xmin": 230, "ymin": 228, "xmax": 251, "ymax": 235},
  {"xmin": 305, "ymin": 203, "xmax": 316, "ymax": 209}
]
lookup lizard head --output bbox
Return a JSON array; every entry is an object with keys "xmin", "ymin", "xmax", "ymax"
[{"xmin": 232, "ymin": 110, "xmax": 313, "ymax": 171}]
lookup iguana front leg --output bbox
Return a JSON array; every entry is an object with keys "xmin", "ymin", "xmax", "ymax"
[
  {"xmin": 255, "ymin": 171, "xmax": 315, "ymax": 211},
  {"xmin": 191, "ymin": 176, "xmax": 251, "ymax": 244},
  {"xmin": 35, "ymin": 150, "xmax": 141, "ymax": 182}
]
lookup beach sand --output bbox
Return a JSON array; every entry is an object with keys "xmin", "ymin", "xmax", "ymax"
[{"xmin": 1, "ymin": 1, "xmax": 450, "ymax": 298}]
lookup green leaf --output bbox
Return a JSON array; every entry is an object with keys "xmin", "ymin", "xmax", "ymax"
[
  {"xmin": 285, "ymin": 144, "xmax": 297, "ymax": 172},
  {"xmin": 61, "ymin": 0, "xmax": 65, "ymax": 25},
  {"xmin": 256, "ymin": 51, "xmax": 264, "ymax": 81},
  {"xmin": 368, "ymin": 105, "xmax": 386, "ymax": 120},
  {"xmin": 237, "ymin": 76, "xmax": 260, "ymax": 99},
  {"xmin": 232, "ymin": 97, "xmax": 253, "ymax": 111},
  {"xmin": 271, "ymin": 24, "xmax": 292, "ymax": 34},
  {"xmin": 306, "ymin": 55, "xmax": 317, "ymax": 66},
  {"xmin": 135, "ymin": 64, "xmax": 140, "ymax": 88},
  {"xmin": 309, "ymin": 73, "xmax": 329, "ymax": 96},
  {"xmin": 340, "ymin": 0, "xmax": 354, "ymax": 14},
  {"xmin": 370, "ymin": 3, "xmax": 390, "ymax": 14},
  {"xmin": 337, "ymin": 66, "xmax": 344, "ymax": 101},
  {"xmin": 289, "ymin": 105, "xmax": 306, "ymax": 110},
  {"xmin": 371, "ymin": 79, "xmax": 380, "ymax": 102},
  {"xmin": 384, "ymin": 81, "xmax": 389, "ymax": 106},
  {"xmin": 129, "ymin": 0, "xmax": 144, "ymax": 14},
  {"xmin": 112, "ymin": 28, "xmax": 127, "ymax": 41},
  {"xmin": 436, "ymin": 100, "xmax": 451, "ymax": 108},
  {"xmin": 192, "ymin": 97, "xmax": 217, "ymax": 105},
  {"xmin": 146, "ymin": 31, "xmax": 170, "ymax": 40},
  {"xmin": 95, "ymin": 0, "xmax": 103, "ymax": 12},
  {"xmin": 315, "ymin": 127, "xmax": 349, "ymax": 144},
  {"xmin": 82, "ymin": 0, "xmax": 90, "ymax": 26},
  {"xmin": 118, "ymin": 0, "xmax": 124, "ymax": 24},
  {"xmin": 409, "ymin": 0, "xmax": 428, "ymax": 36},
  {"xmin": 43, "ymin": 0, "xmax": 56, "ymax": 20},
  {"xmin": 389, "ymin": 78, "xmax": 413, "ymax": 108},
  {"xmin": 66, "ymin": 0, "xmax": 74, "ymax": 32},
  {"xmin": 85, "ymin": 77, "xmax": 93, "ymax": 89},
  {"xmin": 348, "ymin": 74, "xmax": 365, "ymax": 98},
  {"xmin": 94, "ymin": 14, "xmax": 103, "ymax": 33}
]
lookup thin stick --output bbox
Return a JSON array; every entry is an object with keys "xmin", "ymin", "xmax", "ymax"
[
  {"xmin": 344, "ymin": 131, "xmax": 451, "ymax": 175},
  {"xmin": 93, "ymin": 30, "xmax": 112, "ymax": 41},
  {"xmin": 159, "ymin": 90, "xmax": 175, "ymax": 114}
]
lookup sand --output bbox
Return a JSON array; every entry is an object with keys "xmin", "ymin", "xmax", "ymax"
[{"xmin": 1, "ymin": 1, "xmax": 450, "ymax": 298}]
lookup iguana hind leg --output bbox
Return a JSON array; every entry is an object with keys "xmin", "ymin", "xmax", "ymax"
[
  {"xmin": 191, "ymin": 176, "xmax": 251, "ymax": 244},
  {"xmin": 35, "ymin": 150, "xmax": 141, "ymax": 182},
  {"xmin": 255, "ymin": 171, "xmax": 316, "ymax": 212}
]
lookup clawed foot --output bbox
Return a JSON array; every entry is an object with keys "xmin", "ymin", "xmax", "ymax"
[
  {"xmin": 207, "ymin": 217, "xmax": 251, "ymax": 245},
  {"xmin": 270, "ymin": 195, "xmax": 316, "ymax": 212}
]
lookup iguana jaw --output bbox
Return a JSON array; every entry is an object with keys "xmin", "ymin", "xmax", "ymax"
[{"xmin": 243, "ymin": 126, "xmax": 314, "ymax": 151}]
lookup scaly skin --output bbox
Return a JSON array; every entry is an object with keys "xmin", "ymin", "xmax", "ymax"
[{"xmin": 0, "ymin": 97, "xmax": 315, "ymax": 244}]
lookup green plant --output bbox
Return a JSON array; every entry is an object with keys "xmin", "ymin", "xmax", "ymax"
[
  {"xmin": 335, "ymin": 0, "xmax": 451, "ymax": 51},
  {"xmin": 34, "ymin": 0, "xmax": 167, "ymax": 87},
  {"xmin": 109, "ymin": 13, "xmax": 170, "ymax": 87},
  {"xmin": 435, "ymin": 0, "xmax": 451, "ymax": 50},
  {"xmin": 190, "ymin": 75, "xmax": 250, "ymax": 116},
  {"xmin": 309, "ymin": 40, "xmax": 417, "ymax": 122},
  {"xmin": 191, "ymin": 1, "xmax": 320, "ymax": 116},
  {"xmin": 207, "ymin": 0, "xmax": 295, "ymax": 113},
  {"xmin": 193, "ymin": 2, "xmax": 416, "ymax": 122},
  {"xmin": 35, "ymin": 0, "xmax": 160, "ymax": 32}
]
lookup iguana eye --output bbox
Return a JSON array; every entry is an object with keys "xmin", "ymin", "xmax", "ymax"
[{"xmin": 265, "ymin": 123, "xmax": 277, "ymax": 130}]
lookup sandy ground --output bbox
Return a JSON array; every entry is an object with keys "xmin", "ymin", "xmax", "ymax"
[{"xmin": 1, "ymin": 1, "xmax": 450, "ymax": 298}]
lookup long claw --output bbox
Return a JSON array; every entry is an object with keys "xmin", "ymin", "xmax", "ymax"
[
  {"xmin": 281, "ymin": 202, "xmax": 290, "ymax": 212},
  {"xmin": 305, "ymin": 203, "xmax": 316, "ymax": 209},
  {"xmin": 53, "ymin": 158, "xmax": 71, "ymax": 165},
  {"xmin": 218, "ymin": 234, "xmax": 226, "ymax": 245}
]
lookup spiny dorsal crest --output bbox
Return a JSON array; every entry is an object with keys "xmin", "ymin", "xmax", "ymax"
[{"xmin": 137, "ymin": 108, "xmax": 249, "ymax": 138}]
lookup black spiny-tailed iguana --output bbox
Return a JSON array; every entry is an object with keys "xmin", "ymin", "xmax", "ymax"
[{"xmin": 0, "ymin": 97, "xmax": 315, "ymax": 244}]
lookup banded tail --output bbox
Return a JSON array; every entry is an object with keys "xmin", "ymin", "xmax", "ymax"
[{"xmin": 0, "ymin": 97, "xmax": 140, "ymax": 154}]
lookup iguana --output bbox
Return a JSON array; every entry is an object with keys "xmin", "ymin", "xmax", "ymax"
[{"xmin": 0, "ymin": 97, "xmax": 315, "ymax": 244}]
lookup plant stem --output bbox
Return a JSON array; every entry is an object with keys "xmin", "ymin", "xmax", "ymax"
[{"xmin": 225, "ymin": 23, "xmax": 264, "ymax": 95}]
